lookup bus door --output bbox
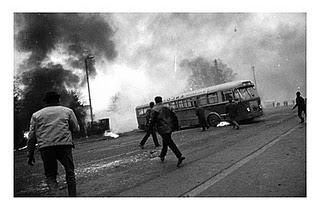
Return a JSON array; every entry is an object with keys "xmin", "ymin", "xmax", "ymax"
[
  {"xmin": 216, "ymin": 90, "xmax": 232, "ymax": 116},
  {"xmin": 222, "ymin": 90, "xmax": 233, "ymax": 102}
]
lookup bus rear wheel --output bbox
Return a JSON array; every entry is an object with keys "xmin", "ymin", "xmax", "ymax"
[{"xmin": 207, "ymin": 114, "xmax": 221, "ymax": 127}]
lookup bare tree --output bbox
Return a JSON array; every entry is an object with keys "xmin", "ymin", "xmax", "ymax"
[{"xmin": 180, "ymin": 57, "xmax": 237, "ymax": 91}]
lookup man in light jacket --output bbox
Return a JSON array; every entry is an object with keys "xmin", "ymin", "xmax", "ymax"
[{"xmin": 27, "ymin": 91, "xmax": 80, "ymax": 196}]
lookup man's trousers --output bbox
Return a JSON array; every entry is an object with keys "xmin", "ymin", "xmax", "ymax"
[
  {"xmin": 40, "ymin": 145, "xmax": 76, "ymax": 196},
  {"xmin": 159, "ymin": 133, "xmax": 182, "ymax": 158},
  {"xmin": 140, "ymin": 128, "xmax": 160, "ymax": 147}
]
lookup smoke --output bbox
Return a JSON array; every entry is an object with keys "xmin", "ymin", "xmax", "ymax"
[
  {"xmin": 87, "ymin": 62, "xmax": 188, "ymax": 133},
  {"xmin": 14, "ymin": 13, "xmax": 306, "ymax": 133},
  {"xmin": 14, "ymin": 13, "xmax": 120, "ymax": 132},
  {"xmin": 101, "ymin": 13, "xmax": 305, "ymax": 132},
  {"xmin": 118, "ymin": 13, "xmax": 305, "ymax": 95},
  {"xmin": 15, "ymin": 13, "xmax": 117, "ymax": 77}
]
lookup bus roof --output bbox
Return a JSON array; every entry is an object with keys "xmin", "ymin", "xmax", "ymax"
[
  {"xmin": 136, "ymin": 80, "xmax": 253, "ymax": 109},
  {"xmin": 162, "ymin": 80, "xmax": 253, "ymax": 102}
]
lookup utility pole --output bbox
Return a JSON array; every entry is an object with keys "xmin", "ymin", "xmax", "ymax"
[
  {"xmin": 252, "ymin": 66, "xmax": 258, "ymax": 93},
  {"xmin": 174, "ymin": 55, "xmax": 177, "ymax": 73},
  {"xmin": 85, "ymin": 55, "xmax": 94, "ymax": 125}
]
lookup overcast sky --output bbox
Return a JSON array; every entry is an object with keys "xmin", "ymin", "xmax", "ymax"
[
  {"xmin": 14, "ymin": 13, "xmax": 306, "ymax": 132},
  {"xmin": 107, "ymin": 13, "xmax": 306, "ymax": 100}
]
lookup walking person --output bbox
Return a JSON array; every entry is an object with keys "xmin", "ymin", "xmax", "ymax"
[
  {"xmin": 226, "ymin": 96, "xmax": 240, "ymax": 130},
  {"xmin": 139, "ymin": 102, "xmax": 160, "ymax": 149},
  {"xmin": 27, "ymin": 91, "xmax": 80, "ymax": 196},
  {"xmin": 150, "ymin": 96, "xmax": 185, "ymax": 167},
  {"xmin": 194, "ymin": 101, "xmax": 209, "ymax": 131},
  {"xmin": 292, "ymin": 91, "xmax": 306, "ymax": 123}
]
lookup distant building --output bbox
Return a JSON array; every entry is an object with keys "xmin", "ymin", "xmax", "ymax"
[{"xmin": 83, "ymin": 105, "xmax": 110, "ymax": 135}]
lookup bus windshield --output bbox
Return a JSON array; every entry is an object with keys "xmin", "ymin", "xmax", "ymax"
[{"xmin": 235, "ymin": 86, "xmax": 258, "ymax": 100}]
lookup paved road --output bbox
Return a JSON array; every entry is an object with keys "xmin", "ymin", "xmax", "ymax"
[{"xmin": 14, "ymin": 107, "xmax": 306, "ymax": 197}]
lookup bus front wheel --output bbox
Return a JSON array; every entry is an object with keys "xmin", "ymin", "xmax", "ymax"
[{"xmin": 207, "ymin": 114, "xmax": 221, "ymax": 127}]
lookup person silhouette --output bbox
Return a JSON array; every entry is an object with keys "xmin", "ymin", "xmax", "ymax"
[{"xmin": 292, "ymin": 91, "xmax": 306, "ymax": 123}]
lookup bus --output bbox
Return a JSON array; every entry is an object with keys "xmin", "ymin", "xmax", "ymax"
[{"xmin": 135, "ymin": 80, "xmax": 263, "ymax": 130}]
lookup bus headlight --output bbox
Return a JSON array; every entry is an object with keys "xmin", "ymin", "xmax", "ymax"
[{"xmin": 247, "ymin": 107, "xmax": 251, "ymax": 112}]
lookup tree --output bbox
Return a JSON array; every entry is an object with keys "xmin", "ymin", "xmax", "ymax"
[
  {"xmin": 180, "ymin": 57, "xmax": 237, "ymax": 91},
  {"xmin": 14, "ymin": 64, "xmax": 87, "ymax": 149},
  {"xmin": 14, "ymin": 77, "xmax": 24, "ymax": 149},
  {"xmin": 60, "ymin": 90, "xmax": 88, "ymax": 138}
]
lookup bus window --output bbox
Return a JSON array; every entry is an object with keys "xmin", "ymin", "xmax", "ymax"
[
  {"xmin": 183, "ymin": 100, "xmax": 188, "ymax": 108},
  {"xmin": 237, "ymin": 86, "xmax": 257, "ymax": 100},
  {"xmin": 178, "ymin": 100, "xmax": 183, "ymax": 108},
  {"xmin": 208, "ymin": 92, "xmax": 218, "ymax": 104},
  {"xmin": 138, "ymin": 109, "xmax": 144, "ymax": 116},
  {"xmin": 246, "ymin": 86, "xmax": 257, "ymax": 98},
  {"xmin": 234, "ymin": 89, "xmax": 241, "ymax": 100},
  {"xmin": 222, "ymin": 90, "xmax": 233, "ymax": 101},
  {"xmin": 169, "ymin": 102, "xmax": 176, "ymax": 109},
  {"xmin": 174, "ymin": 101, "xmax": 179, "ymax": 109},
  {"xmin": 187, "ymin": 99, "xmax": 193, "ymax": 107},
  {"xmin": 198, "ymin": 95, "xmax": 208, "ymax": 106},
  {"xmin": 190, "ymin": 98, "xmax": 196, "ymax": 107}
]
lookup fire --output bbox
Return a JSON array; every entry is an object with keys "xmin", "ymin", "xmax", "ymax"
[
  {"xmin": 23, "ymin": 131, "xmax": 29, "ymax": 139},
  {"xmin": 104, "ymin": 131, "xmax": 119, "ymax": 139},
  {"xmin": 217, "ymin": 121, "xmax": 230, "ymax": 127}
]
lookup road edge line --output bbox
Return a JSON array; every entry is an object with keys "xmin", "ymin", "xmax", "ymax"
[{"xmin": 182, "ymin": 124, "xmax": 301, "ymax": 197}]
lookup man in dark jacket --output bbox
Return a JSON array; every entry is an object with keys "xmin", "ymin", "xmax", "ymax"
[
  {"xmin": 139, "ymin": 102, "xmax": 160, "ymax": 149},
  {"xmin": 194, "ymin": 101, "xmax": 209, "ymax": 131},
  {"xmin": 150, "ymin": 96, "xmax": 185, "ymax": 167},
  {"xmin": 27, "ymin": 91, "xmax": 80, "ymax": 196},
  {"xmin": 225, "ymin": 96, "xmax": 240, "ymax": 129},
  {"xmin": 292, "ymin": 91, "xmax": 306, "ymax": 123}
]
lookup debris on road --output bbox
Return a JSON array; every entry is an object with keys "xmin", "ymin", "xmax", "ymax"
[
  {"xmin": 104, "ymin": 131, "xmax": 120, "ymax": 138},
  {"xmin": 217, "ymin": 121, "xmax": 230, "ymax": 127}
]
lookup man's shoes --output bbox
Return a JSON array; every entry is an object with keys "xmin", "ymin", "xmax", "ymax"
[
  {"xmin": 139, "ymin": 144, "xmax": 144, "ymax": 149},
  {"xmin": 159, "ymin": 156, "xmax": 165, "ymax": 163},
  {"xmin": 236, "ymin": 126, "xmax": 240, "ymax": 130},
  {"xmin": 177, "ymin": 156, "xmax": 185, "ymax": 167}
]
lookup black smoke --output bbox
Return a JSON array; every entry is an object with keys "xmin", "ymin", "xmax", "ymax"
[
  {"xmin": 14, "ymin": 13, "xmax": 119, "ymax": 145},
  {"xmin": 15, "ymin": 13, "xmax": 117, "ymax": 77}
]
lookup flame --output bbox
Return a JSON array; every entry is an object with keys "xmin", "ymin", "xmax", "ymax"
[
  {"xmin": 23, "ymin": 131, "xmax": 29, "ymax": 139},
  {"xmin": 104, "ymin": 131, "xmax": 119, "ymax": 138},
  {"xmin": 217, "ymin": 121, "xmax": 231, "ymax": 127}
]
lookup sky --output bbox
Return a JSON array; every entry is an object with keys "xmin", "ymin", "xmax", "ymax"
[
  {"xmin": 107, "ymin": 13, "xmax": 306, "ymax": 101},
  {"xmin": 14, "ymin": 13, "xmax": 306, "ymax": 133}
]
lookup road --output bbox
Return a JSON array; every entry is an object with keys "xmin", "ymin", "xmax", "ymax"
[{"xmin": 14, "ymin": 107, "xmax": 306, "ymax": 197}]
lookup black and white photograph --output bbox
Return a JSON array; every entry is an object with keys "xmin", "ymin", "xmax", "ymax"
[{"xmin": 6, "ymin": 0, "xmax": 319, "ymax": 209}]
